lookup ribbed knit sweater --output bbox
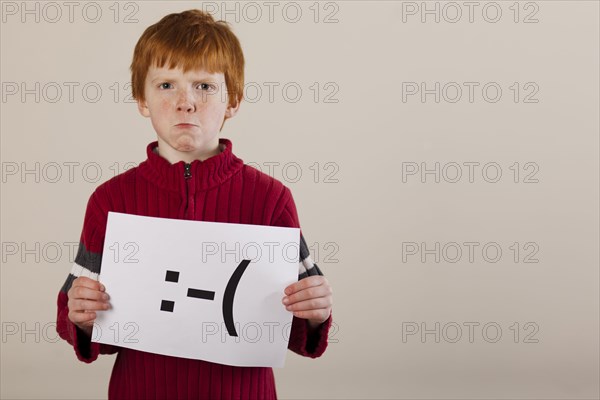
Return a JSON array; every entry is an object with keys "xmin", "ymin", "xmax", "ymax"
[{"xmin": 56, "ymin": 138, "xmax": 332, "ymax": 399}]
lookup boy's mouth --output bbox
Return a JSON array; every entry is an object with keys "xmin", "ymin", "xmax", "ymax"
[{"xmin": 176, "ymin": 123, "xmax": 197, "ymax": 128}]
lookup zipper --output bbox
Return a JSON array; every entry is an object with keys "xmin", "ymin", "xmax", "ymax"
[{"xmin": 183, "ymin": 163, "xmax": 191, "ymax": 215}]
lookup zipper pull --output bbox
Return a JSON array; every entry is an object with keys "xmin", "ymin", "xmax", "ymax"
[{"xmin": 184, "ymin": 163, "xmax": 192, "ymax": 179}]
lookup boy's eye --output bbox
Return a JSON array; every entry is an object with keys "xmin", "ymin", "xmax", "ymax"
[
  {"xmin": 159, "ymin": 82, "xmax": 173, "ymax": 89},
  {"xmin": 198, "ymin": 83, "xmax": 215, "ymax": 91}
]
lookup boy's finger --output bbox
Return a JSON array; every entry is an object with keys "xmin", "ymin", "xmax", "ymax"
[
  {"xmin": 291, "ymin": 309, "xmax": 330, "ymax": 321},
  {"xmin": 283, "ymin": 285, "xmax": 330, "ymax": 305},
  {"xmin": 69, "ymin": 311, "xmax": 96, "ymax": 324},
  {"xmin": 74, "ymin": 299, "xmax": 110, "ymax": 312},
  {"xmin": 73, "ymin": 277, "xmax": 105, "ymax": 291},
  {"xmin": 73, "ymin": 286, "xmax": 109, "ymax": 302},
  {"xmin": 284, "ymin": 297, "xmax": 330, "ymax": 311},
  {"xmin": 284, "ymin": 275, "xmax": 324, "ymax": 295}
]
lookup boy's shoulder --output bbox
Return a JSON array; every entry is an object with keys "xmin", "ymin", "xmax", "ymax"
[
  {"xmin": 86, "ymin": 165, "xmax": 139, "ymax": 204},
  {"xmin": 240, "ymin": 162, "xmax": 292, "ymax": 197},
  {"xmin": 99, "ymin": 164, "xmax": 139, "ymax": 190}
]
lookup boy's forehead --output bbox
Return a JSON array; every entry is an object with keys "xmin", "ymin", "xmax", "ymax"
[{"xmin": 147, "ymin": 65, "xmax": 224, "ymax": 80}]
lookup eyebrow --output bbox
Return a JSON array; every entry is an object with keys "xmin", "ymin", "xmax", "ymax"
[{"xmin": 151, "ymin": 75, "xmax": 217, "ymax": 83}]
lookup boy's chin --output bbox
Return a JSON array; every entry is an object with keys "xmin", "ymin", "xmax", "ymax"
[
  {"xmin": 174, "ymin": 143, "xmax": 196, "ymax": 152},
  {"xmin": 168, "ymin": 137, "xmax": 201, "ymax": 152},
  {"xmin": 156, "ymin": 135, "xmax": 220, "ymax": 156}
]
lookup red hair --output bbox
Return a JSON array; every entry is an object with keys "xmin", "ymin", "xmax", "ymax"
[{"xmin": 130, "ymin": 9, "xmax": 245, "ymax": 109}]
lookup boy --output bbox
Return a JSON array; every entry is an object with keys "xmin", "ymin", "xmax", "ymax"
[{"xmin": 56, "ymin": 9, "xmax": 333, "ymax": 399}]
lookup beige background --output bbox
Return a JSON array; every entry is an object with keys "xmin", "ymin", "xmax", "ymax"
[{"xmin": 1, "ymin": 1, "xmax": 599, "ymax": 399}]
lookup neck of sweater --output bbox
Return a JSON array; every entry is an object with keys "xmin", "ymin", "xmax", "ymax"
[{"xmin": 138, "ymin": 138, "xmax": 244, "ymax": 192}]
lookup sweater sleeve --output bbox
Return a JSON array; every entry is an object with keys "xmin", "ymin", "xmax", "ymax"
[
  {"xmin": 56, "ymin": 187, "xmax": 119, "ymax": 363},
  {"xmin": 273, "ymin": 187, "xmax": 333, "ymax": 359}
]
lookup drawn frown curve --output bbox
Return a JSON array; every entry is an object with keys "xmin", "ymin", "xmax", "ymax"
[{"xmin": 222, "ymin": 259, "xmax": 251, "ymax": 337}]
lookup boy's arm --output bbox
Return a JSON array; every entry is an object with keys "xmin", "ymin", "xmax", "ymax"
[
  {"xmin": 286, "ymin": 234, "xmax": 333, "ymax": 358},
  {"xmin": 56, "ymin": 189, "xmax": 119, "ymax": 363},
  {"xmin": 273, "ymin": 188, "xmax": 333, "ymax": 358}
]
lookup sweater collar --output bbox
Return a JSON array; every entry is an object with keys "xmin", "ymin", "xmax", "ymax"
[{"xmin": 139, "ymin": 138, "xmax": 244, "ymax": 192}]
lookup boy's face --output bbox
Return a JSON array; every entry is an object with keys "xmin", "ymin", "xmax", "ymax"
[{"xmin": 137, "ymin": 65, "xmax": 240, "ymax": 162}]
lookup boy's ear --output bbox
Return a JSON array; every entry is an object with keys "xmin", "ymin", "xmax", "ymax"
[
  {"xmin": 137, "ymin": 98, "xmax": 151, "ymax": 118},
  {"xmin": 224, "ymin": 99, "xmax": 241, "ymax": 120}
]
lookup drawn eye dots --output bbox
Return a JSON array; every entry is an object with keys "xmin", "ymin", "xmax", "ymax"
[
  {"xmin": 159, "ymin": 260, "xmax": 251, "ymax": 337},
  {"xmin": 160, "ymin": 270, "xmax": 216, "ymax": 313}
]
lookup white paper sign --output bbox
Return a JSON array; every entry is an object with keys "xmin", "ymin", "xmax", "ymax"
[{"xmin": 93, "ymin": 212, "xmax": 300, "ymax": 368}]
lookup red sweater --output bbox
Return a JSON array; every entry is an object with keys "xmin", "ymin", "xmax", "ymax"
[{"xmin": 56, "ymin": 138, "xmax": 332, "ymax": 399}]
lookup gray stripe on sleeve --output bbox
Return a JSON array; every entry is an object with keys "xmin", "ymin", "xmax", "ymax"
[
  {"xmin": 299, "ymin": 234, "xmax": 310, "ymax": 262},
  {"xmin": 299, "ymin": 262, "xmax": 324, "ymax": 281},
  {"xmin": 298, "ymin": 234, "xmax": 325, "ymax": 280},
  {"xmin": 74, "ymin": 241, "xmax": 102, "ymax": 273},
  {"xmin": 60, "ymin": 242, "xmax": 103, "ymax": 293},
  {"xmin": 60, "ymin": 273, "xmax": 77, "ymax": 294}
]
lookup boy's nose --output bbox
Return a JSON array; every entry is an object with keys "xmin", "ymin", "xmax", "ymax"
[
  {"xmin": 177, "ymin": 102, "xmax": 194, "ymax": 112},
  {"xmin": 176, "ymin": 91, "xmax": 196, "ymax": 112}
]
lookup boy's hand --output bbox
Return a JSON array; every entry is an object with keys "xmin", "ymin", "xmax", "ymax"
[
  {"xmin": 67, "ymin": 276, "xmax": 110, "ymax": 337},
  {"xmin": 282, "ymin": 276, "xmax": 332, "ymax": 329}
]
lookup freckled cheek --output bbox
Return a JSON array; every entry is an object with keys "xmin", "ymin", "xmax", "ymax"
[
  {"xmin": 159, "ymin": 100, "xmax": 172, "ymax": 112},
  {"xmin": 197, "ymin": 102, "xmax": 224, "ymax": 116}
]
